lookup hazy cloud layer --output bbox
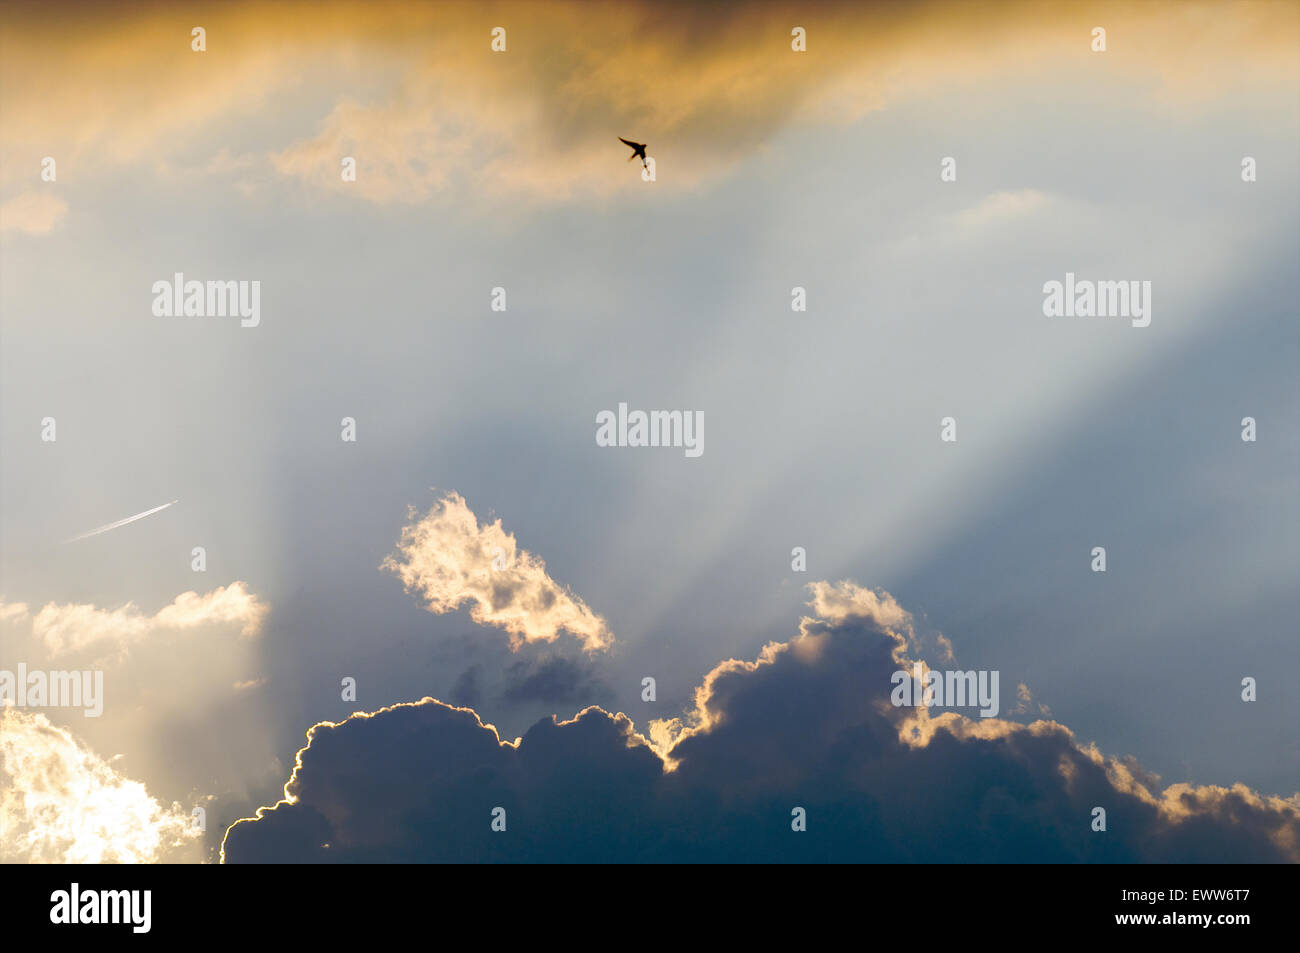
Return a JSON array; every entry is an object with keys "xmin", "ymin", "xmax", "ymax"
[
  {"xmin": 382, "ymin": 492, "xmax": 612, "ymax": 652},
  {"xmin": 2, "ymin": 2, "xmax": 1293, "ymax": 201},
  {"xmin": 223, "ymin": 582, "xmax": 1300, "ymax": 862},
  {"xmin": 0, "ymin": 191, "xmax": 67, "ymax": 235}
]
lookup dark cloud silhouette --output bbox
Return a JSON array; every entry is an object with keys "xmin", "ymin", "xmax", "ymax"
[
  {"xmin": 428, "ymin": 628, "xmax": 615, "ymax": 730},
  {"xmin": 502, "ymin": 655, "xmax": 613, "ymax": 708},
  {"xmin": 222, "ymin": 583, "xmax": 1300, "ymax": 863},
  {"xmin": 449, "ymin": 666, "xmax": 482, "ymax": 710}
]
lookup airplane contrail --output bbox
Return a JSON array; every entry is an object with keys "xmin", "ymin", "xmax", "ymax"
[{"xmin": 65, "ymin": 499, "xmax": 179, "ymax": 543}]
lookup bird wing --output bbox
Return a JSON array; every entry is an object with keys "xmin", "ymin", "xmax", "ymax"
[{"xmin": 619, "ymin": 137, "xmax": 644, "ymax": 150}]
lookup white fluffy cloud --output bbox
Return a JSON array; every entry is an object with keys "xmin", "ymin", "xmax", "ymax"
[
  {"xmin": 0, "ymin": 708, "xmax": 200, "ymax": 863},
  {"xmin": 20, "ymin": 581, "xmax": 267, "ymax": 657}
]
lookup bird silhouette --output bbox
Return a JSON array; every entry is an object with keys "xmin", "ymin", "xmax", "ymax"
[{"xmin": 619, "ymin": 137, "xmax": 648, "ymax": 169}]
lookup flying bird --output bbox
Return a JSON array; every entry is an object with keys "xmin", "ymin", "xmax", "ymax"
[
  {"xmin": 65, "ymin": 499, "xmax": 179, "ymax": 543},
  {"xmin": 619, "ymin": 137, "xmax": 648, "ymax": 169}
]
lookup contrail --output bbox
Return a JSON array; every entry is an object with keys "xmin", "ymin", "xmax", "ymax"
[{"xmin": 65, "ymin": 499, "xmax": 179, "ymax": 543}]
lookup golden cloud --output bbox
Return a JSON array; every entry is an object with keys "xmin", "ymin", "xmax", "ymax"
[
  {"xmin": 1, "ymin": 1, "xmax": 1293, "ymax": 201},
  {"xmin": 382, "ymin": 491, "xmax": 613, "ymax": 651}
]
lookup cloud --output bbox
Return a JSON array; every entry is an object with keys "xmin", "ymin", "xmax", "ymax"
[
  {"xmin": 950, "ymin": 189, "xmax": 1054, "ymax": 228},
  {"xmin": 153, "ymin": 583, "xmax": 266, "ymax": 637},
  {"xmin": 381, "ymin": 492, "xmax": 612, "ymax": 652},
  {"xmin": 263, "ymin": 2, "xmax": 1300, "ymax": 205},
  {"xmin": 1, "ymin": 583, "xmax": 280, "ymax": 819},
  {"xmin": 24, "ymin": 581, "xmax": 267, "ymax": 657},
  {"xmin": 222, "ymin": 581, "xmax": 1300, "ymax": 862},
  {"xmin": 449, "ymin": 666, "xmax": 483, "ymax": 710},
  {"xmin": 0, "ymin": 708, "xmax": 200, "ymax": 863},
  {"xmin": 0, "ymin": 190, "xmax": 67, "ymax": 234},
  {"xmin": 501, "ymin": 655, "xmax": 613, "ymax": 708},
  {"xmin": 1009, "ymin": 681, "xmax": 1051, "ymax": 718},
  {"xmin": 271, "ymin": 96, "xmax": 460, "ymax": 205},
  {"xmin": 3, "ymin": 2, "xmax": 1294, "ymax": 201}
]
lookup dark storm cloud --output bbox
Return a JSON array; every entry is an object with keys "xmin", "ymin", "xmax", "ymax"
[{"xmin": 222, "ymin": 583, "xmax": 1300, "ymax": 862}]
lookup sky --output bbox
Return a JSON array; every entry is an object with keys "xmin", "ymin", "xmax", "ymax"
[{"xmin": 1, "ymin": 0, "xmax": 1297, "ymax": 864}]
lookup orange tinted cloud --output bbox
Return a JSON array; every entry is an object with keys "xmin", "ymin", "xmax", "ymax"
[
  {"xmin": 382, "ymin": 492, "xmax": 613, "ymax": 652},
  {"xmin": 2, "ymin": 1, "xmax": 1294, "ymax": 200}
]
